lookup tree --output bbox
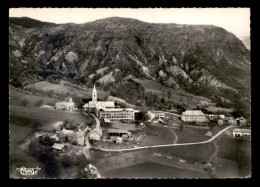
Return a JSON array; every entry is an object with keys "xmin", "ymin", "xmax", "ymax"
[{"xmin": 161, "ymin": 97, "xmax": 165, "ymax": 104}]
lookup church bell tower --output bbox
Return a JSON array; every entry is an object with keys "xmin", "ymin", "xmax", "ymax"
[{"xmin": 92, "ymin": 84, "xmax": 97, "ymax": 103}]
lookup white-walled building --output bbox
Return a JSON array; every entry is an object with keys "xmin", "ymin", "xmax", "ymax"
[
  {"xmin": 181, "ymin": 110, "xmax": 206, "ymax": 122},
  {"xmin": 89, "ymin": 129, "xmax": 103, "ymax": 141},
  {"xmin": 99, "ymin": 108, "xmax": 135, "ymax": 123},
  {"xmin": 232, "ymin": 128, "xmax": 251, "ymax": 138},
  {"xmin": 148, "ymin": 110, "xmax": 165, "ymax": 119},
  {"xmin": 55, "ymin": 97, "xmax": 76, "ymax": 111}
]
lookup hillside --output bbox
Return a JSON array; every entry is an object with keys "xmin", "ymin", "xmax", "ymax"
[
  {"xmin": 239, "ymin": 35, "xmax": 250, "ymax": 50},
  {"xmin": 9, "ymin": 17, "xmax": 251, "ymax": 118}
]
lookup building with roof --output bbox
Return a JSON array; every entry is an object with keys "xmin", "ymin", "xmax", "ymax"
[
  {"xmin": 218, "ymin": 119, "xmax": 224, "ymax": 126},
  {"xmin": 148, "ymin": 110, "xmax": 165, "ymax": 119},
  {"xmin": 89, "ymin": 129, "xmax": 103, "ymax": 141},
  {"xmin": 232, "ymin": 128, "xmax": 251, "ymax": 138},
  {"xmin": 98, "ymin": 108, "xmax": 135, "ymax": 123},
  {"xmin": 58, "ymin": 129, "xmax": 84, "ymax": 146},
  {"xmin": 52, "ymin": 143, "xmax": 67, "ymax": 152},
  {"xmin": 236, "ymin": 117, "xmax": 247, "ymax": 127},
  {"xmin": 55, "ymin": 97, "xmax": 76, "ymax": 111},
  {"xmin": 107, "ymin": 128, "xmax": 131, "ymax": 138},
  {"xmin": 83, "ymin": 85, "xmax": 115, "ymax": 113},
  {"xmin": 181, "ymin": 110, "xmax": 206, "ymax": 122}
]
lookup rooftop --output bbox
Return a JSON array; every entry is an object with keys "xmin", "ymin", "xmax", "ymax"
[
  {"xmin": 90, "ymin": 128, "xmax": 102, "ymax": 136},
  {"xmin": 100, "ymin": 108, "xmax": 134, "ymax": 112},
  {"xmin": 104, "ymin": 118, "xmax": 111, "ymax": 123},
  {"xmin": 52, "ymin": 143, "xmax": 66, "ymax": 150},
  {"xmin": 150, "ymin": 110, "xmax": 165, "ymax": 113},
  {"xmin": 233, "ymin": 128, "xmax": 251, "ymax": 133},
  {"xmin": 182, "ymin": 110, "xmax": 205, "ymax": 116},
  {"xmin": 107, "ymin": 128, "xmax": 131, "ymax": 134}
]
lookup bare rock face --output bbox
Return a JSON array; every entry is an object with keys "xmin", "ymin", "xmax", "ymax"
[
  {"xmin": 164, "ymin": 77, "xmax": 180, "ymax": 89},
  {"xmin": 97, "ymin": 71, "xmax": 116, "ymax": 85},
  {"xmin": 12, "ymin": 50, "xmax": 22, "ymax": 57},
  {"xmin": 9, "ymin": 17, "xmax": 251, "ymax": 118}
]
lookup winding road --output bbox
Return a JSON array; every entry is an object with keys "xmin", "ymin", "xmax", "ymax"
[
  {"xmin": 82, "ymin": 112, "xmax": 101, "ymax": 159},
  {"xmin": 94, "ymin": 126, "xmax": 235, "ymax": 152}
]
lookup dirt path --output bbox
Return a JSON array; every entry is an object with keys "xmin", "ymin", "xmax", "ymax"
[
  {"xmin": 170, "ymin": 129, "xmax": 178, "ymax": 144},
  {"xmin": 209, "ymin": 141, "xmax": 218, "ymax": 163}
]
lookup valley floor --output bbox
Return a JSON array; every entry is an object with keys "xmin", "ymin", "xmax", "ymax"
[{"xmin": 9, "ymin": 87, "xmax": 251, "ymax": 179}]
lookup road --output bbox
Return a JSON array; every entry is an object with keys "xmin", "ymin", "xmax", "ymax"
[
  {"xmin": 94, "ymin": 126, "xmax": 234, "ymax": 152},
  {"xmin": 82, "ymin": 112, "xmax": 101, "ymax": 159},
  {"xmin": 82, "ymin": 112, "xmax": 103, "ymax": 178},
  {"xmin": 90, "ymin": 114, "xmax": 100, "ymax": 130}
]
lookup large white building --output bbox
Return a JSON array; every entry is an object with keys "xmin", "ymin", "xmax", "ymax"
[
  {"xmin": 181, "ymin": 110, "xmax": 206, "ymax": 122},
  {"xmin": 83, "ymin": 85, "xmax": 135, "ymax": 123},
  {"xmin": 55, "ymin": 97, "xmax": 76, "ymax": 111},
  {"xmin": 99, "ymin": 108, "xmax": 135, "ymax": 123}
]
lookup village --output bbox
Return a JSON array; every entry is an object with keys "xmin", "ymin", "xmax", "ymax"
[{"xmin": 30, "ymin": 84, "xmax": 251, "ymax": 178}]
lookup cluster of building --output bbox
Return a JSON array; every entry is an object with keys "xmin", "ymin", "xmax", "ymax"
[
  {"xmin": 83, "ymin": 85, "xmax": 138, "ymax": 123},
  {"xmin": 180, "ymin": 110, "xmax": 249, "ymax": 127},
  {"xmin": 38, "ymin": 122, "xmax": 88, "ymax": 153},
  {"xmin": 147, "ymin": 110, "xmax": 166, "ymax": 124}
]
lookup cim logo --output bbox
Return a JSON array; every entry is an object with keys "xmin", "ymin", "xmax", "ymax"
[{"xmin": 16, "ymin": 166, "xmax": 41, "ymax": 176}]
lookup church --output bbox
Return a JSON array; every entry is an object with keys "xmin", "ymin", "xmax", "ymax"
[
  {"xmin": 83, "ymin": 85, "xmax": 136, "ymax": 123},
  {"xmin": 83, "ymin": 85, "xmax": 115, "ymax": 113}
]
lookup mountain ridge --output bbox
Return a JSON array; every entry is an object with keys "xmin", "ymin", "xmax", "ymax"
[{"xmin": 9, "ymin": 17, "xmax": 251, "ymax": 119}]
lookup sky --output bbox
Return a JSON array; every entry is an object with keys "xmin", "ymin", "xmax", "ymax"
[{"xmin": 9, "ymin": 8, "xmax": 250, "ymax": 37}]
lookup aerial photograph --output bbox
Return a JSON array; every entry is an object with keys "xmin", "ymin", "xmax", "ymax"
[{"xmin": 9, "ymin": 8, "xmax": 251, "ymax": 179}]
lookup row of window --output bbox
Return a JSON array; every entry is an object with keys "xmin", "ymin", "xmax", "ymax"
[{"xmin": 234, "ymin": 134, "xmax": 251, "ymax": 137}]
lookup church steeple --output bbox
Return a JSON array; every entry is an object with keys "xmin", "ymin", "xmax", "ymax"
[{"xmin": 92, "ymin": 84, "xmax": 97, "ymax": 103}]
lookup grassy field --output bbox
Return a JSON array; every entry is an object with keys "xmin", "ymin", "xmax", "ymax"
[
  {"xmin": 10, "ymin": 105, "xmax": 91, "ymax": 124},
  {"xmin": 10, "ymin": 87, "xmax": 59, "ymax": 107},
  {"xmin": 132, "ymin": 123, "xmax": 176, "ymax": 146},
  {"xmin": 213, "ymin": 134, "xmax": 251, "ymax": 177},
  {"xmin": 131, "ymin": 78, "xmax": 214, "ymax": 107},
  {"xmin": 9, "ymin": 103, "xmax": 92, "ymax": 178},
  {"xmin": 152, "ymin": 142, "xmax": 216, "ymax": 163},
  {"xmin": 206, "ymin": 106, "xmax": 233, "ymax": 114},
  {"xmin": 9, "ymin": 124, "xmax": 47, "ymax": 178},
  {"xmin": 23, "ymin": 81, "xmax": 108, "ymax": 100},
  {"xmin": 172, "ymin": 126, "xmax": 209, "ymax": 143},
  {"xmin": 102, "ymin": 162, "xmax": 208, "ymax": 179}
]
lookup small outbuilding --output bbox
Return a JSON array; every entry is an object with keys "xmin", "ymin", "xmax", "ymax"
[
  {"xmin": 218, "ymin": 119, "xmax": 224, "ymax": 126},
  {"xmin": 115, "ymin": 137, "xmax": 123, "ymax": 144},
  {"xmin": 140, "ymin": 122, "xmax": 145, "ymax": 128},
  {"xmin": 206, "ymin": 131, "xmax": 213, "ymax": 137},
  {"xmin": 52, "ymin": 143, "xmax": 67, "ymax": 152}
]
